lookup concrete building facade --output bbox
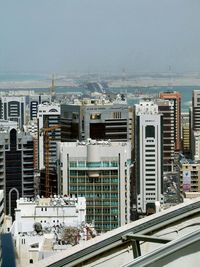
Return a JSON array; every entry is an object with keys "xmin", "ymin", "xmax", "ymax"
[
  {"xmin": 0, "ymin": 96, "xmax": 26, "ymax": 129},
  {"xmin": 180, "ymin": 162, "xmax": 200, "ymax": 193},
  {"xmin": 38, "ymin": 103, "xmax": 61, "ymax": 171},
  {"xmin": 60, "ymin": 97, "xmax": 129, "ymax": 143},
  {"xmin": 12, "ymin": 196, "xmax": 86, "ymax": 266},
  {"xmin": 156, "ymin": 99, "xmax": 175, "ymax": 172},
  {"xmin": 160, "ymin": 91, "xmax": 181, "ymax": 151},
  {"xmin": 135, "ymin": 101, "xmax": 164, "ymax": 214},
  {"xmin": 0, "ymin": 121, "xmax": 34, "ymax": 216},
  {"xmin": 57, "ymin": 139, "xmax": 132, "ymax": 232},
  {"xmin": 28, "ymin": 94, "xmax": 51, "ymax": 120},
  {"xmin": 192, "ymin": 90, "xmax": 200, "ymax": 131},
  {"xmin": 181, "ymin": 112, "xmax": 190, "ymax": 155}
]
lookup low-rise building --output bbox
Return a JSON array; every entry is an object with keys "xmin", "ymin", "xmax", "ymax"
[
  {"xmin": 180, "ymin": 162, "xmax": 200, "ymax": 193},
  {"xmin": 11, "ymin": 196, "xmax": 90, "ymax": 266}
]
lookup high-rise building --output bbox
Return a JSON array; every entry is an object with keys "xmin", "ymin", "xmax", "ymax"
[
  {"xmin": 0, "ymin": 96, "xmax": 26, "ymax": 129},
  {"xmin": 191, "ymin": 131, "xmax": 200, "ymax": 161},
  {"xmin": 38, "ymin": 103, "xmax": 61, "ymax": 171},
  {"xmin": 0, "ymin": 121, "xmax": 34, "ymax": 216},
  {"xmin": 160, "ymin": 91, "xmax": 181, "ymax": 151},
  {"xmin": 181, "ymin": 112, "xmax": 190, "ymax": 156},
  {"xmin": 191, "ymin": 90, "xmax": 200, "ymax": 131},
  {"xmin": 156, "ymin": 99, "xmax": 175, "ymax": 172},
  {"xmin": 135, "ymin": 101, "xmax": 164, "ymax": 215},
  {"xmin": 190, "ymin": 91, "xmax": 200, "ymax": 159},
  {"xmin": 37, "ymin": 103, "xmax": 61, "ymax": 196},
  {"xmin": 60, "ymin": 97, "xmax": 129, "ymax": 143},
  {"xmin": 57, "ymin": 139, "xmax": 132, "ymax": 232},
  {"xmin": 28, "ymin": 94, "xmax": 51, "ymax": 120}
]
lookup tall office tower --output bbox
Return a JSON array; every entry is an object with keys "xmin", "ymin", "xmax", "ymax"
[
  {"xmin": 24, "ymin": 119, "xmax": 38, "ymax": 170},
  {"xmin": 135, "ymin": 101, "xmax": 164, "ymax": 215},
  {"xmin": 191, "ymin": 90, "xmax": 200, "ymax": 131},
  {"xmin": 57, "ymin": 139, "xmax": 132, "ymax": 232},
  {"xmin": 38, "ymin": 103, "xmax": 61, "ymax": 170},
  {"xmin": 155, "ymin": 99, "xmax": 175, "ymax": 172},
  {"xmin": 191, "ymin": 131, "xmax": 200, "ymax": 161},
  {"xmin": 128, "ymin": 106, "xmax": 135, "ymax": 150},
  {"xmin": 0, "ymin": 121, "xmax": 34, "ymax": 216},
  {"xmin": 60, "ymin": 97, "xmax": 129, "ymax": 143},
  {"xmin": 38, "ymin": 103, "xmax": 61, "ymax": 196},
  {"xmin": 28, "ymin": 94, "xmax": 51, "ymax": 120},
  {"xmin": 181, "ymin": 112, "xmax": 190, "ymax": 156},
  {"xmin": 0, "ymin": 96, "xmax": 26, "ymax": 129},
  {"xmin": 160, "ymin": 91, "xmax": 181, "ymax": 152},
  {"xmin": 190, "ymin": 90, "xmax": 200, "ymax": 159}
]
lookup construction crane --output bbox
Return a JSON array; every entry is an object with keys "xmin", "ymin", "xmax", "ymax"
[{"xmin": 40, "ymin": 124, "xmax": 60, "ymax": 197}]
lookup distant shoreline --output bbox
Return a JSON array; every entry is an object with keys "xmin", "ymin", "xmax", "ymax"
[{"xmin": 0, "ymin": 77, "xmax": 200, "ymax": 89}]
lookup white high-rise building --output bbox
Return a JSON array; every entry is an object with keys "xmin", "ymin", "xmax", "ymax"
[
  {"xmin": 135, "ymin": 101, "xmax": 164, "ymax": 214},
  {"xmin": 57, "ymin": 139, "xmax": 132, "ymax": 232},
  {"xmin": 38, "ymin": 103, "xmax": 60, "ymax": 171}
]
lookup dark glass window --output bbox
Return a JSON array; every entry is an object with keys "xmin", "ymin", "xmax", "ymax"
[{"xmin": 145, "ymin": 126, "xmax": 155, "ymax": 138}]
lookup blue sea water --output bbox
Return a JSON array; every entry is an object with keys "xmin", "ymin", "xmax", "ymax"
[{"xmin": 121, "ymin": 86, "xmax": 197, "ymax": 112}]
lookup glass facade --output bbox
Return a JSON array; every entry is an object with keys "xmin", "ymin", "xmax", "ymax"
[{"xmin": 68, "ymin": 167, "xmax": 127, "ymax": 232}]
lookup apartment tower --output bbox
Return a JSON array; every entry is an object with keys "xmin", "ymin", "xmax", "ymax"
[
  {"xmin": 135, "ymin": 101, "xmax": 164, "ymax": 215},
  {"xmin": 160, "ymin": 91, "xmax": 181, "ymax": 151}
]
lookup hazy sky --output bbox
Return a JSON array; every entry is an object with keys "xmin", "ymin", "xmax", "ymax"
[{"xmin": 0, "ymin": 0, "xmax": 200, "ymax": 74}]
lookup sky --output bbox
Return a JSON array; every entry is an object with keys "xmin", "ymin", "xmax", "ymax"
[{"xmin": 0, "ymin": 0, "xmax": 200, "ymax": 74}]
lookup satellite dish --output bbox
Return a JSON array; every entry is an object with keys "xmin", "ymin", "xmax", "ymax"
[{"xmin": 33, "ymin": 222, "xmax": 43, "ymax": 233}]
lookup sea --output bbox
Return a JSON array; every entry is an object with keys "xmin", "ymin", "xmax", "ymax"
[{"xmin": 0, "ymin": 72, "xmax": 199, "ymax": 112}]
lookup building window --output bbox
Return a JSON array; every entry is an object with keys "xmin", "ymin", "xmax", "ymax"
[
  {"xmin": 90, "ymin": 113, "xmax": 101, "ymax": 120},
  {"xmin": 145, "ymin": 126, "xmax": 155, "ymax": 138},
  {"xmin": 70, "ymin": 161, "xmax": 77, "ymax": 167},
  {"xmin": 112, "ymin": 112, "xmax": 121, "ymax": 119}
]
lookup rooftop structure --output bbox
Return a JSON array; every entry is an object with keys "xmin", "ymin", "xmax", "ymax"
[
  {"xmin": 30, "ymin": 198, "xmax": 200, "ymax": 267},
  {"xmin": 12, "ymin": 196, "xmax": 90, "ymax": 266},
  {"xmin": 13, "ymin": 196, "xmax": 86, "ymax": 234}
]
